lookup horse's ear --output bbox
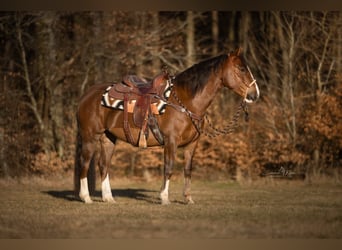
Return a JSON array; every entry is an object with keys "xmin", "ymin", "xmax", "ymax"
[
  {"xmin": 228, "ymin": 47, "xmax": 242, "ymax": 57},
  {"xmin": 235, "ymin": 47, "xmax": 242, "ymax": 56}
]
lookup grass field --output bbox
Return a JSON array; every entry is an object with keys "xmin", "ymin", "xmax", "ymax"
[{"xmin": 0, "ymin": 174, "xmax": 341, "ymax": 238}]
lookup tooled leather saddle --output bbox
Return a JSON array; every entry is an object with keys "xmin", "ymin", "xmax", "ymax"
[{"xmin": 107, "ymin": 72, "xmax": 170, "ymax": 147}]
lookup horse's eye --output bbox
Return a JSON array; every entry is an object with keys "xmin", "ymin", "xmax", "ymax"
[{"xmin": 238, "ymin": 66, "xmax": 246, "ymax": 73}]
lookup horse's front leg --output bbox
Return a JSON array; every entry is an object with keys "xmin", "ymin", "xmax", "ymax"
[
  {"xmin": 183, "ymin": 139, "xmax": 199, "ymax": 204},
  {"xmin": 160, "ymin": 136, "xmax": 177, "ymax": 205}
]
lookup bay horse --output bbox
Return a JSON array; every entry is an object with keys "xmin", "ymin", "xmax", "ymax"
[{"xmin": 74, "ymin": 48, "xmax": 259, "ymax": 205}]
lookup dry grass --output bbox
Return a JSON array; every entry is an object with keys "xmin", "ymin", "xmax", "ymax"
[{"xmin": 0, "ymin": 174, "xmax": 341, "ymax": 238}]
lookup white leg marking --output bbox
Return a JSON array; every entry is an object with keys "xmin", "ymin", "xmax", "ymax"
[
  {"xmin": 79, "ymin": 177, "xmax": 93, "ymax": 204},
  {"xmin": 101, "ymin": 174, "xmax": 115, "ymax": 203},
  {"xmin": 160, "ymin": 179, "xmax": 170, "ymax": 205}
]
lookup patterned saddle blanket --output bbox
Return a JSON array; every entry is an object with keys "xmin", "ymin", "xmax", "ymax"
[{"xmin": 101, "ymin": 80, "xmax": 172, "ymax": 115}]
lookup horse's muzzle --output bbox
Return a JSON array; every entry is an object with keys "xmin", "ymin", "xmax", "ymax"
[{"xmin": 245, "ymin": 82, "xmax": 260, "ymax": 103}]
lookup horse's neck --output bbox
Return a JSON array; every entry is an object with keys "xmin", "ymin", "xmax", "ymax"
[{"xmin": 184, "ymin": 77, "xmax": 222, "ymax": 116}]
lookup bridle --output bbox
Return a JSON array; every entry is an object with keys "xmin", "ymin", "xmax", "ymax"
[{"xmin": 246, "ymin": 66, "xmax": 257, "ymax": 87}]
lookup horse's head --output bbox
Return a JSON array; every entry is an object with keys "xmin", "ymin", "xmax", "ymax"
[{"xmin": 222, "ymin": 48, "xmax": 259, "ymax": 103}]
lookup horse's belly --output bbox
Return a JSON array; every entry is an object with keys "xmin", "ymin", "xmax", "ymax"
[{"xmin": 107, "ymin": 127, "xmax": 162, "ymax": 147}]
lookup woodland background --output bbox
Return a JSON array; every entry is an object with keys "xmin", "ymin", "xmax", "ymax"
[{"xmin": 0, "ymin": 11, "xmax": 341, "ymax": 181}]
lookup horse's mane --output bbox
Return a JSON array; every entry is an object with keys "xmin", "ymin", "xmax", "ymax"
[{"xmin": 174, "ymin": 54, "xmax": 228, "ymax": 97}]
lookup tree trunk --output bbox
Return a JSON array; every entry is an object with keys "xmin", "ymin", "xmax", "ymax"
[
  {"xmin": 212, "ymin": 11, "xmax": 219, "ymax": 56},
  {"xmin": 239, "ymin": 12, "xmax": 250, "ymax": 51},
  {"xmin": 93, "ymin": 12, "xmax": 105, "ymax": 83},
  {"xmin": 36, "ymin": 12, "xmax": 65, "ymax": 157},
  {"xmin": 273, "ymin": 11, "xmax": 297, "ymax": 142},
  {"xmin": 152, "ymin": 12, "xmax": 161, "ymax": 74},
  {"xmin": 134, "ymin": 12, "xmax": 145, "ymax": 76},
  {"xmin": 186, "ymin": 11, "xmax": 195, "ymax": 67},
  {"xmin": 227, "ymin": 11, "xmax": 236, "ymax": 48},
  {"xmin": 337, "ymin": 13, "xmax": 342, "ymax": 74}
]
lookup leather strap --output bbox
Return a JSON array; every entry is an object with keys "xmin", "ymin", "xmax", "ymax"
[
  {"xmin": 147, "ymin": 107, "xmax": 164, "ymax": 145},
  {"xmin": 123, "ymin": 94, "xmax": 135, "ymax": 145}
]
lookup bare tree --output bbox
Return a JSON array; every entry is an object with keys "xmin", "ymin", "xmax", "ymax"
[{"xmin": 16, "ymin": 14, "xmax": 45, "ymax": 133}]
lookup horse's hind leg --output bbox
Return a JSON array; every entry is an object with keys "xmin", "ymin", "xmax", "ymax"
[
  {"xmin": 99, "ymin": 134, "xmax": 116, "ymax": 203},
  {"xmin": 79, "ymin": 140, "xmax": 97, "ymax": 203}
]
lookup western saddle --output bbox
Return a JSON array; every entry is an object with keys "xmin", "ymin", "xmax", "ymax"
[{"xmin": 107, "ymin": 72, "xmax": 170, "ymax": 147}]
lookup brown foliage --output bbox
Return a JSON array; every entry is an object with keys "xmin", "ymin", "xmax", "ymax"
[{"xmin": 302, "ymin": 81, "xmax": 342, "ymax": 169}]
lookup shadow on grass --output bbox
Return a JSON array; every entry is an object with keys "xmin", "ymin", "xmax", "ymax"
[{"xmin": 44, "ymin": 188, "xmax": 159, "ymax": 204}]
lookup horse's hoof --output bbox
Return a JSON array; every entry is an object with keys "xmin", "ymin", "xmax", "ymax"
[
  {"xmin": 161, "ymin": 199, "xmax": 171, "ymax": 205},
  {"xmin": 81, "ymin": 195, "xmax": 93, "ymax": 204},
  {"xmin": 185, "ymin": 196, "xmax": 195, "ymax": 205},
  {"xmin": 184, "ymin": 195, "xmax": 195, "ymax": 204},
  {"xmin": 160, "ymin": 191, "xmax": 170, "ymax": 205},
  {"xmin": 102, "ymin": 196, "xmax": 116, "ymax": 203}
]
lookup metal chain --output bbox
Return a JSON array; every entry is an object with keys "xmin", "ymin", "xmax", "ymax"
[
  {"xmin": 169, "ymin": 87, "xmax": 248, "ymax": 138},
  {"xmin": 202, "ymin": 101, "xmax": 248, "ymax": 138}
]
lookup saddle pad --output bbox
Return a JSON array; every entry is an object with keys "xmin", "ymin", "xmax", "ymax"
[{"xmin": 101, "ymin": 83, "xmax": 172, "ymax": 115}]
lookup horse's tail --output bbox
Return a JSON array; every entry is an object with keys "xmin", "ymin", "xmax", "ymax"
[
  {"xmin": 74, "ymin": 126, "xmax": 82, "ymax": 196},
  {"xmin": 88, "ymin": 153, "xmax": 96, "ymax": 196},
  {"xmin": 74, "ymin": 122, "xmax": 96, "ymax": 197}
]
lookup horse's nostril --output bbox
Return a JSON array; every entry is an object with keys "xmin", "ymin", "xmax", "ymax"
[
  {"xmin": 246, "ymin": 84, "xmax": 260, "ymax": 103},
  {"xmin": 247, "ymin": 93, "xmax": 256, "ymax": 101},
  {"xmin": 246, "ymin": 92, "xmax": 259, "ymax": 103}
]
